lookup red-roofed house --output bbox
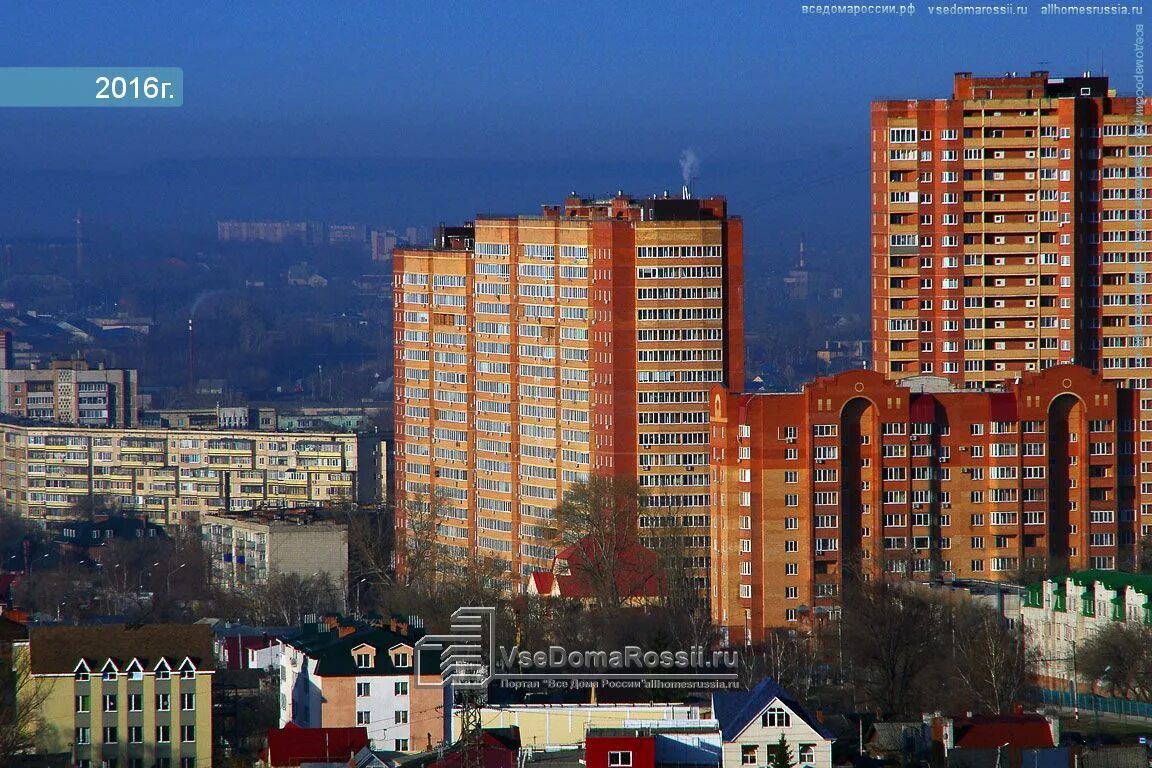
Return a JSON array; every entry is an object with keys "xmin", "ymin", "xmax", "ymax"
[
  {"xmin": 945, "ymin": 714, "xmax": 1057, "ymax": 751},
  {"xmin": 259, "ymin": 723, "xmax": 382, "ymax": 767},
  {"xmin": 524, "ymin": 535, "xmax": 664, "ymax": 606}
]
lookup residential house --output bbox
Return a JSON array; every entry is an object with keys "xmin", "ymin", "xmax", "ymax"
[
  {"xmin": 278, "ymin": 615, "xmax": 446, "ymax": 753},
  {"xmin": 712, "ymin": 679, "xmax": 835, "ymax": 768},
  {"xmin": 13, "ymin": 623, "xmax": 214, "ymax": 768},
  {"xmin": 524, "ymin": 535, "xmax": 664, "ymax": 606}
]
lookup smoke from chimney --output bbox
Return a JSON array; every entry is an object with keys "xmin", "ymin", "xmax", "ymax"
[{"xmin": 679, "ymin": 148, "xmax": 700, "ymax": 198}]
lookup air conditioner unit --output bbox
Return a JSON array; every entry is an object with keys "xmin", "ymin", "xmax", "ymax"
[
  {"xmin": 787, "ymin": 437, "xmax": 796, "ymax": 444},
  {"xmin": 910, "ymin": 436, "xmax": 918, "ymax": 442},
  {"xmin": 816, "ymin": 459, "xmax": 825, "ymax": 465}
]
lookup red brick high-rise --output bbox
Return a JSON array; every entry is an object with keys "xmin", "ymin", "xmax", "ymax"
[
  {"xmin": 873, "ymin": 71, "xmax": 1151, "ymax": 388},
  {"xmin": 393, "ymin": 193, "xmax": 744, "ymax": 587}
]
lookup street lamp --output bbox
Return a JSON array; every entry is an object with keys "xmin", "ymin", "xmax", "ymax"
[
  {"xmin": 166, "ymin": 563, "xmax": 187, "ymax": 593},
  {"xmin": 355, "ymin": 577, "xmax": 368, "ymax": 616},
  {"xmin": 995, "ymin": 742, "xmax": 1010, "ymax": 768}
]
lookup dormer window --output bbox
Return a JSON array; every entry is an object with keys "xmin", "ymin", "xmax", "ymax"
[
  {"xmin": 762, "ymin": 706, "xmax": 791, "ymax": 728},
  {"xmin": 178, "ymin": 658, "xmax": 197, "ymax": 679},
  {"xmin": 126, "ymin": 659, "xmax": 144, "ymax": 681},
  {"xmin": 101, "ymin": 660, "xmax": 119, "ymax": 682},
  {"xmin": 393, "ymin": 652, "xmax": 410, "ymax": 668},
  {"xmin": 74, "ymin": 660, "xmax": 91, "ymax": 682},
  {"xmin": 355, "ymin": 653, "xmax": 372, "ymax": 669},
  {"xmin": 154, "ymin": 660, "xmax": 171, "ymax": 681}
]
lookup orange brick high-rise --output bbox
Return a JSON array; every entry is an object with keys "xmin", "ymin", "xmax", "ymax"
[
  {"xmin": 873, "ymin": 71, "xmax": 1152, "ymax": 388},
  {"xmin": 393, "ymin": 192, "xmax": 744, "ymax": 588},
  {"xmin": 708, "ymin": 365, "xmax": 1143, "ymax": 643}
]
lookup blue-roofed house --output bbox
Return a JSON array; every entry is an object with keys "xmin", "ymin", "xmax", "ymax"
[{"xmin": 712, "ymin": 678, "xmax": 835, "ymax": 768}]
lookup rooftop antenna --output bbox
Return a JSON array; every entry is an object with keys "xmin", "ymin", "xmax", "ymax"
[{"xmin": 799, "ymin": 233, "xmax": 807, "ymax": 270}]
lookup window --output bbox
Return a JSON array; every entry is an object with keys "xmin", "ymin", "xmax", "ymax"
[
  {"xmin": 799, "ymin": 745, "xmax": 816, "ymax": 765},
  {"xmin": 181, "ymin": 692, "xmax": 196, "ymax": 711},
  {"xmin": 393, "ymin": 652, "xmax": 410, "ymax": 668},
  {"xmin": 75, "ymin": 726, "xmax": 91, "ymax": 745},
  {"xmin": 357, "ymin": 710, "xmax": 371, "ymax": 725},
  {"xmin": 742, "ymin": 746, "xmax": 759, "ymax": 765},
  {"xmin": 103, "ymin": 693, "xmax": 117, "ymax": 712},
  {"xmin": 128, "ymin": 725, "xmax": 143, "ymax": 744},
  {"xmin": 395, "ymin": 681, "xmax": 409, "ymax": 696},
  {"xmin": 103, "ymin": 726, "xmax": 118, "ymax": 744},
  {"xmin": 762, "ymin": 706, "xmax": 792, "ymax": 727},
  {"xmin": 396, "ymin": 739, "xmax": 410, "ymax": 752},
  {"xmin": 355, "ymin": 652, "xmax": 372, "ymax": 668},
  {"xmin": 181, "ymin": 724, "xmax": 196, "ymax": 743},
  {"xmin": 609, "ymin": 752, "xmax": 633, "ymax": 767},
  {"xmin": 181, "ymin": 759, "xmax": 196, "ymax": 768},
  {"xmin": 357, "ymin": 682, "xmax": 371, "ymax": 697},
  {"xmin": 396, "ymin": 710, "xmax": 410, "ymax": 724},
  {"xmin": 156, "ymin": 693, "xmax": 170, "ymax": 711},
  {"xmin": 156, "ymin": 725, "xmax": 171, "ymax": 743},
  {"xmin": 128, "ymin": 693, "xmax": 142, "ymax": 712},
  {"xmin": 75, "ymin": 694, "xmax": 89, "ymax": 713}
]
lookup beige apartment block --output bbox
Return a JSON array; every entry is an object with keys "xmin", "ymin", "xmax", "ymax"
[
  {"xmin": 0, "ymin": 421, "xmax": 359, "ymax": 526},
  {"xmin": 0, "ymin": 359, "xmax": 138, "ymax": 427}
]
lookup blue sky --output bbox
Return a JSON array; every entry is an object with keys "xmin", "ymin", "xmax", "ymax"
[{"xmin": 0, "ymin": 2, "xmax": 1141, "ymax": 252}]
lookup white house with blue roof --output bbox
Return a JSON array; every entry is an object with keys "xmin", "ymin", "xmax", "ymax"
[{"xmin": 712, "ymin": 679, "xmax": 835, "ymax": 768}]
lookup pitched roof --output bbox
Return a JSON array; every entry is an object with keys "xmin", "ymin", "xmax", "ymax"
[
  {"xmin": 554, "ymin": 536, "xmax": 664, "ymax": 600},
  {"xmin": 265, "ymin": 724, "xmax": 369, "ymax": 766},
  {"xmin": 712, "ymin": 678, "xmax": 835, "ymax": 742},
  {"xmin": 27, "ymin": 624, "xmax": 213, "ymax": 675},
  {"xmin": 284, "ymin": 622, "xmax": 437, "ymax": 677},
  {"xmin": 953, "ymin": 715, "xmax": 1054, "ymax": 750}
]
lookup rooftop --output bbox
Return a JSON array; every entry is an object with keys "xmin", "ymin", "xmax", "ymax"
[{"xmin": 25, "ymin": 623, "xmax": 213, "ymax": 675}]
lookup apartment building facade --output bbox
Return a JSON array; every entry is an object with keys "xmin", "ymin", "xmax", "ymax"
[
  {"xmin": 1021, "ymin": 569, "xmax": 1152, "ymax": 693},
  {"xmin": 872, "ymin": 71, "xmax": 1152, "ymax": 388},
  {"xmin": 201, "ymin": 509, "xmax": 348, "ymax": 592},
  {"xmin": 393, "ymin": 193, "xmax": 744, "ymax": 584},
  {"xmin": 278, "ymin": 616, "xmax": 444, "ymax": 753},
  {"xmin": 0, "ymin": 359, "xmax": 138, "ymax": 427},
  {"xmin": 708, "ymin": 364, "xmax": 1143, "ymax": 641},
  {"xmin": 0, "ymin": 421, "xmax": 359, "ymax": 526},
  {"xmin": 14, "ymin": 623, "xmax": 213, "ymax": 768}
]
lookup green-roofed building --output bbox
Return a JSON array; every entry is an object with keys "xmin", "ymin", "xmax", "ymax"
[{"xmin": 1021, "ymin": 570, "xmax": 1152, "ymax": 694}]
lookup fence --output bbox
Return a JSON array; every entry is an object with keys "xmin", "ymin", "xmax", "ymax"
[{"xmin": 1040, "ymin": 688, "xmax": 1152, "ymax": 720}]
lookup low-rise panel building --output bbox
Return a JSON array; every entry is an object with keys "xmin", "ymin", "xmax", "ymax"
[
  {"xmin": 201, "ymin": 509, "xmax": 348, "ymax": 592},
  {"xmin": 13, "ymin": 623, "xmax": 214, "ymax": 768}
]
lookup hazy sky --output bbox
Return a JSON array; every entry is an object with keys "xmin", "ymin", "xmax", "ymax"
[{"xmin": 0, "ymin": 2, "xmax": 1143, "ymax": 255}]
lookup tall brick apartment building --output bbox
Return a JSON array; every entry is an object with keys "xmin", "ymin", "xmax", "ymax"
[
  {"xmin": 709, "ymin": 365, "xmax": 1144, "ymax": 642},
  {"xmin": 872, "ymin": 71, "xmax": 1152, "ymax": 388},
  {"xmin": 393, "ymin": 193, "xmax": 743, "ymax": 585}
]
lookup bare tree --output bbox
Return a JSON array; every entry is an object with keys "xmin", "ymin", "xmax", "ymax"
[
  {"xmin": 1078, "ymin": 622, "xmax": 1152, "ymax": 702},
  {"xmin": 395, "ymin": 490, "xmax": 452, "ymax": 589},
  {"xmin": 951, "ymin": 603, "xmax": 1038, "ymax": 713},
  {"xmin": 0, "ymin": 649, "xmax": 51, "ymax": 760},
  {"xmin": 246, "ymin": 571, "xmax": 343, "ymax": 626},
  {"xmin": 841, "ymin": 576, "xmax": 950, "ymax": 716},
  {"xmin": 550, "ymin": 475, "xmax": 645, "ymax": 611}
]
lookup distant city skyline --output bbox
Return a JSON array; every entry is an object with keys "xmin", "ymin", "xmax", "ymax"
[{"xmin": 0, "ymin": 3, "xmax": 1141, "ymax": 255}]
